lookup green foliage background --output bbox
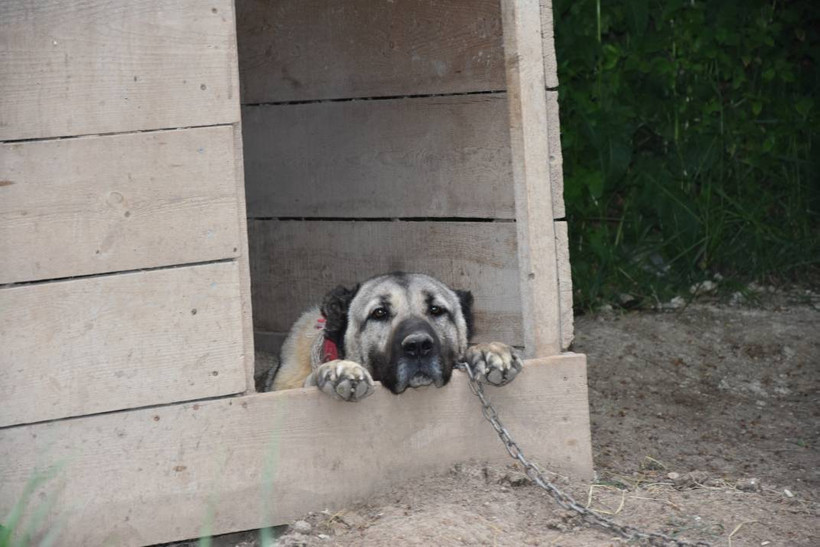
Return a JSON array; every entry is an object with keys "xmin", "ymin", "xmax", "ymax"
[{"xmin": 554, "ymin": 0, "xmax": 819, "ymax": 308}]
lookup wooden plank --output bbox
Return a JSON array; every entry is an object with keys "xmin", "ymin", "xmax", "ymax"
[
  {"xmin": 242, "ymin": 94, "xmax": 515, "ymax": 219},
  {"xmin": 0, "ymin": 262, "xmax": 246, "ymax": 427},
  {"xmin": 244, "ymin": 93, "xmax": 564, "ymax": 219},
  {"xmin": 0, "ymin": 354, "xmax": 593, "ymax": 546},
  {"xmin": 254, "ymin": 331, "xmax": 286, "ymax": 359},
  {"xmin": 0, "ymin": 127, "xmax": 241, "ymax": 284},
  {"xmin": 248, "ymin": 220, "xmax": 523, "ymax": 345},
  {"xmin": 541, "ymin": 0, "xmax": 560, "ymax": 89},
  {"xmin": 0, "ymin": 0, "xmax": 239, "ymax": 141},
  {"xmin": 237, "ymin": 0, "xmax": 506, "ymax": 103},
  {"xmin": 501, "ymin": 0, "xmax": 561, "ymax": 358},
  {"xmin": 231, "ymin": 123, "xmax": 257, "ymax": 393},
  {"xmin": 547, "ymin": 91, "xmax": 566, "ymax": 219},
  {"xmin": 555, "ymin": 221, "xmax": 574, "ymax": 350}
]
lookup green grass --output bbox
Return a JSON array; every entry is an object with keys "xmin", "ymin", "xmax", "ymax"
[
  {"xmin": 555, "ymin": 0, "xmax": 820, "ymax": 309},
  {"xmin": 1, "ymin": 464, "xmax": 65, "ymax": 547}
]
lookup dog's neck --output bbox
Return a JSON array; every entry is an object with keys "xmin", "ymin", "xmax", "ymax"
[{"xmin": 315, "ymin": 315, "xmax": 340, "ymax": 363}]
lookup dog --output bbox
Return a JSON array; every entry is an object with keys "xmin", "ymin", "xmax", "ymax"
[{"xmin": 270, "ymin": 272, "xmax": 522, "ymax": 401}]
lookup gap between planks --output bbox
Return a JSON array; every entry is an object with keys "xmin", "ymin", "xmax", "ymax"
[
  {"xmin": 0, "ymin": 122, "xmax": 237, "ymax": 145},
  {"xmin": 0, "ymin": 257, "xmax": 237, "ymax": 290},
  {"xmin": 241, "ymin": 89, "xmax": 508, "ymax": 108}
]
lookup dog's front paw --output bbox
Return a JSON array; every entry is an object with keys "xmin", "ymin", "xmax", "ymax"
[
  {"xmin": 315, "ymin": 360, "xmax": 375, "ymax": 402},
  {"xmin": 463, "ymin": 342, "xmax": 523, "ymax": 386}
]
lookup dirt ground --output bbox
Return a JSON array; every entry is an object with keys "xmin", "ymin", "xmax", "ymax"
[{"xmin": 172, "ymin": 290, "xmax": 819, "ymax": 547}]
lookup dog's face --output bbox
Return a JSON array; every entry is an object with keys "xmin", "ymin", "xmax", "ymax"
[{"xmin": 321, "ymin": 273, "xmax": 474, "ymax": 394}]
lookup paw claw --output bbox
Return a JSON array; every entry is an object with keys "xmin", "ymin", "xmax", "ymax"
[
  {"xmin": 463, "ymin": 342, "xmax": 521, "ymax": 387},
  {"xmin": 316, "ymin": 360, "xmax": 375, "ymax": 402}
]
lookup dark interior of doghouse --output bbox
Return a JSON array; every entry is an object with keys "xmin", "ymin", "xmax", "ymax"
[{"xmin": 235, "ymin": 1, "xmax": 523, "ymax": 367}]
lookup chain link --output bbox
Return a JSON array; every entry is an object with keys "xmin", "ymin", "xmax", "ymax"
[{"xmin": 457, "ymin": 362, "xmax": 711, "ymax": 547}]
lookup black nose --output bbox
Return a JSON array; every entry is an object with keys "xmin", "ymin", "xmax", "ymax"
[{"xmin": 402, "ymin": 333, "xmax": 435, "ymax": 358}]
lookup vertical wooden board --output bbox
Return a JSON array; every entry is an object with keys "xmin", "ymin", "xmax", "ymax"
[
  {"xmin": 230, "ymin": 123, "xmax": 257, "ymax": 392},
  {"xmin": 0, "ymin": 0, "xmax": 239, "ymax": 141},
  {"xmin": 0, "ymin": 354, "xmax": 592, "ymax": 546},
  {"xmin": 501, "ymin": 0, "xmax": 561, "ymax": 357},
  {"xmin": 242, "ymin": 95, "xmax": 515, "ymax": 219},
  {"xmin": 541, "ymin": 0, "xmax": 560, "ymax": 89},
  {"xmin": 237, "ymin": 0, "xmax": 506, "ymax": 103},
  {"xmin": 0, "ymin": 262, "xmax": 246, "ymax": 427},
  {"xmin": 555, "ymin": 221, "xmax": 574, "ymax": 349},
  {"xmin": 248, "ymin": 220, "xmax": 523, "ymax": 345},
  {"xmin": 547, "ymin": 90, "xmax": 566, "ymax": 219},
  {"xmin": 0, "ymin": 127, "xmax": 241, "ymax": 284}
]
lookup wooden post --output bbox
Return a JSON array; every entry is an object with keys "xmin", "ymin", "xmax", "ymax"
[{"xmin": 501, "ymin": 0, "xmax": 561, "ymax": 357}]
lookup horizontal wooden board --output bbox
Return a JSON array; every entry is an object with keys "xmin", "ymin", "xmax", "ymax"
[
  {"xmin": 248, "ymin": 220, "xmax": 523, "ymax": 345},
  {"xmin": 0, "ymin": 0, "xmax": 239, "ymax": 141},
  {"xmin": 0, "ymin": 262, "xmax": 247, "ymax": 427},
  {"xmin": 243, "ymin": 94, "xmax": 514, "ymax": 219},
  {"xmin": 0, "ymin": 127, "xmax": 241, "ymax": 284},
  {"xmin": 242, "ymin": 93, "xmax": 564, "ymax": 219},
  {"xmin": 237, "ymin": 0, "xmax": 506, "ymax": 103},
  {"xmin": 0, "ymin": 354, "xmax": 592, "ymax": 546}
]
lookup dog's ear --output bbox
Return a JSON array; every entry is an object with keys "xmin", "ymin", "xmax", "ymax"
[
  {"xmin": 455, "ymin": 289, "xmax": 475, "ymax": 341},
  {"xmin": 321, "ymin": 284, "xmax": 360, "ymax": 355}
]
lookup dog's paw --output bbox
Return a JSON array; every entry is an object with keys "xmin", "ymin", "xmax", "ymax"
[
  {"xmin": 463, "ymin": 342, "xmax": 523, "ymax": 386},
  {"xmin": 315, "ymin": 360, "xmax": 375, "ymax": 402}
]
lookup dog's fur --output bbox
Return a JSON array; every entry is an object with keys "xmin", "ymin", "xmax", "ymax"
[{"xmin": 271, "ymin": 272, "xmax": 522, "ymax": 401}]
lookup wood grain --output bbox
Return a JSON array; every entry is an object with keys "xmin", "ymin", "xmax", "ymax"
[
  {"xmin": 0, "ymin": 126, "xmax": 241, "ymax": 284},
  {"xmin": 243, "ymin": 92, "xmax": 565, "ymax": 219},
  {"xmin": 0, "ymin": 354, "xmax": 593, "ymax": 546},
  {"xmin": 547, "ymin": 90, "xmax": 566, "ymax": 219},
  {"xmin": 242, "ymin": 94, "xmax": 515, "ymax": 219},
  {"xmin": 0, "ymin": 262, "xmax": 246, "ymax": 427},
  {"xmin": 501, "ymin": 0, "xmax": 562, "ymax": 357},
  {"xmin": 556, "ymin": 221, "xmax": 574, "ymax": 349},
  {"xmin": 0, "ymin": 0, "xmax": 239, "ymax": 141},
  {"xmin": 248, "ymin": 220, "xmax": 523, "ymax": 345},
  {"xmin": 541, "ymin": 0, "xmax": 560, "ymax": 89},
  {"xmin": 237, "ymin": 0, "xmax": 506, "ymax": 103},
  {"xmin": 229, "ymin": 120, "xmax": 257, "ymax": 393}
]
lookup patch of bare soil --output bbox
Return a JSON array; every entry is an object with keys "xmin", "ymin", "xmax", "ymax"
[{"xmin": 176, "ymin": 293, "xmax": 819, "ymax": 546}]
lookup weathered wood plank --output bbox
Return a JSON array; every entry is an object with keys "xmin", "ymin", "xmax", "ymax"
[
  {"xmin": 0, "ymin": 127, "xmax": 241, "ymax": 284},
  {"xmin": 230, "ymin": 123, "xmax": 257, "ymax": 393},
  {"xmin": 242, "ymin": 95, "xmax": 515, "ymax": 219},
  {"xmin": 243, "ymin": 94, "xmax": 564, "ymax": 220},
  {"xmin": 555, "ymin": 221, "xmax": 574, "ymax": 350},
  {"xmin": 501, "ymin": 0, "xmax": 562, "ymax": 357},
  {"xmin": 248, "ymin": 220, "xmax": 523, "ymax": 345},
  {"xmin": 237, "ymin": 0, "xmax": 506, "ymax": 103},
  {"xmin": 547, "ymin": 91, "xmax": 566, "ymax": 219},
  {"xmin": 0, "ymin": 354, "xmax": 593, "ymax": 546},
  {"xmin": 541, "ymin": 0, "xmax": 560, "ymax": 89},
  {"xmin": 0, "ymin": 262, "xmax": 246, "ymax": 427},
  {"xmin": 0, "ymin": 0, "xmax": 239, "ymax": 141}
]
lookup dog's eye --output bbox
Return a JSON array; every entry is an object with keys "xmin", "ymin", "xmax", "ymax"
[
  {"xmin": 370, "ymin": 307, "xmax": 388, "ymax": 320},
  {"xmin": 429, "ymin": 305, "xmax": 446, "ymax": 317}
]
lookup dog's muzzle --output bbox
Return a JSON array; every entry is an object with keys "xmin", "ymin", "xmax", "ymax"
[{"xmin": 392, "ymin": 318, "xmax": 444, "ymax": 391}]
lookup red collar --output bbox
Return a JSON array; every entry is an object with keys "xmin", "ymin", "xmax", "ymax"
[{"xmin": 315, "ymin": 316, "xmax": 340, "ymax": 363}]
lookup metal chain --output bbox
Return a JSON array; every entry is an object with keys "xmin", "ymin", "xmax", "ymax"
[{"xmin": 457, "ymin": 362, "xmax": 711, "ymax": 547}]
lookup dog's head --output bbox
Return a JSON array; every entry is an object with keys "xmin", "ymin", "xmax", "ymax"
[{"xmin": 321, "ymin": 272, "xmax": 474, "ymax": 394}]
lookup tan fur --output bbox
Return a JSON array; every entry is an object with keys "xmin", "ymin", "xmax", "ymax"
[{"xmin": 272, "ymin": 306, "xmax": 322, "ymax": 390}]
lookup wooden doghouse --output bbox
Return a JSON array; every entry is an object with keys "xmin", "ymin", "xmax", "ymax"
[{"xmin": 0, "ymin": 1, "xmax": 592, "ymax": 545}]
